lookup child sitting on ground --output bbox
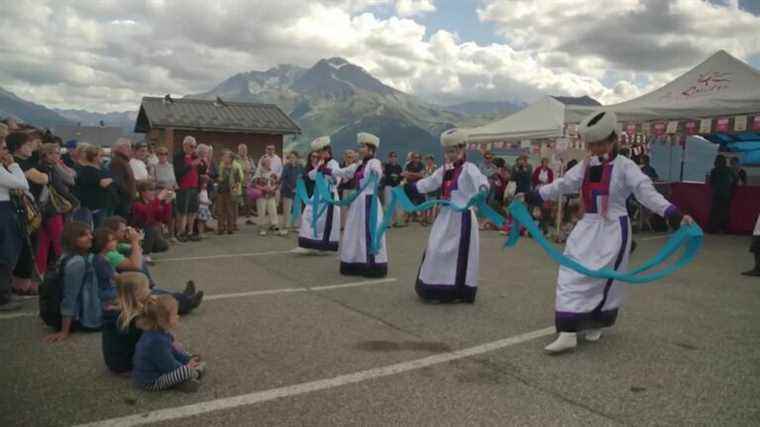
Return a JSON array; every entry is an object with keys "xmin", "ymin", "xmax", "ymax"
[
  {"xmin": 101, "ymin": 272, "xmax": 149, "ymax": 374},
  {"xmin": 133, "ymin": 294, "xmax": 206, "ymax": 392},
  {"xmin": 131, "ymin": 181, "xmax": 173, "ymax": 255},
  {"xmin": 254, "ymin": 156, "xmax": 280, "ymax": 236}
]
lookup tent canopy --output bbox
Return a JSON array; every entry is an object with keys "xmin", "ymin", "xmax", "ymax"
[
  {"xmin": 567, "ymin": 50, "xmax": 760, "ymax": 122},
  {"xmin": 463, "ymin": 96, "xmax": 578, "ymax": 144}
]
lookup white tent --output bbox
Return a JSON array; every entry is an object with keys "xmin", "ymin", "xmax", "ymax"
[
  {"xmin": 463, "ymin": 96, "xmax": 586, "ymax": 144},
  {"xmin": 566, "ymin": 50, "xmax": 760, "ymax": 122}
]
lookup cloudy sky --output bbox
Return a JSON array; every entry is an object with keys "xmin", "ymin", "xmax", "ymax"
[{"xmin": 2, "ymin": 0, "xmax": 759, "ymax": 112}]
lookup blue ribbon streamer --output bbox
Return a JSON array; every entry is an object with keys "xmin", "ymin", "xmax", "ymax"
[
  {"xmin": 504, "ymin": 200, "xmax": 703, "ymax": 284},
  {"xmin": 372, "ymin": 185, "xmax": 504, "ymax": 254}
]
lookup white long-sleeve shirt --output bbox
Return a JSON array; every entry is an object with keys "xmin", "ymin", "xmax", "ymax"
[{"xmin": 0, "ymin": 163, "xmax": 30, "ymax": 201}]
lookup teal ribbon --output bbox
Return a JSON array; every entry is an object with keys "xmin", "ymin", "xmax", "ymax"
[
  {"xmin": 504, "ymin": 200, "xmax": 703, "ymax": 284},
  {"xmin": 290, "ymin": 176, "xmax": 325, "ymax": 239},
  {"xmin": 372, "ymin": 185, "xmax": 505, "ymax": 254}
]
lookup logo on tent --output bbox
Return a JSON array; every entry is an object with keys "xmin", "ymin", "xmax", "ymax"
[{"xmin": 681, "ymin": 72, "xmax": 732, "ymax": 98}]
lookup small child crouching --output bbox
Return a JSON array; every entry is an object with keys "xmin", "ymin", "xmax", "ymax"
[{"xmin": 133, "ymin": 294, "xmax": 206, "ymax": 392}]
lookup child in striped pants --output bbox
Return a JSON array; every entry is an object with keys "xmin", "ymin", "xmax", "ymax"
[{"xmin": 132, "ymin": 294, "xmax": 206, "ymax": 392}]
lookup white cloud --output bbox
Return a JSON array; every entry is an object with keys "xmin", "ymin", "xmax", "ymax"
[
  {"xmin": 0, "ymin": 0, "xmax": 758, "ymax": 113},
  {"xmin": 395, "ymin": 0, "xmax": 436, "ymax": 17}
]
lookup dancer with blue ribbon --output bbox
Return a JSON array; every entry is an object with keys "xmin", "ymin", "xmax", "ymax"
[
  {"xmin": 321, "ymin": 133, "xmax": 388, "ymax": 278},
  {"xmin": 401, "ymin": 128, "xmax": 492, "ymax": 303},
  {"xmin": 291, "ymin": 136, "xmax": 342, "ymax": 254},
  {"xmin": 522, "ymin": 110, "xmax": 696, "ymax": 354}
]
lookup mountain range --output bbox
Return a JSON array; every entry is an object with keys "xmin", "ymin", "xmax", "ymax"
[
  {"xmin": 189, "ymin": 57, "xmax": 524, "ymax": 159},
  {"xmin": 2, "ymin": 57, "xmax": 595, "ymax": 160}
]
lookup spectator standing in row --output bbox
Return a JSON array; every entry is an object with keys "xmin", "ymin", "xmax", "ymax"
[
  {"xmin": 151, "ymin": 146, "xmax": 177, "ymax": 190},
  {"xmin": 110, "ymin": 138, "xmax": 136, "ymax": 219},
  {"xmin": 479, "ymin": 151, "xmax": 497, "ymax": 179},
  {"xmin": 0, "ymin": 136, "xmax": 30, "ymax": 310},
  {"xmin": 532, "ymin": 157, "xmax": 554, "ymax": 189},
  {"xmin": 7, "ymin": 132, "xmax": 42, "ymax": 295},
  {"xmin": 731, "ymin": 157, "xmax": 747, "ymax": 186},
  {"xmin": 261, "ymin": 145, "xmax": 283, "ymax": 176},
  {"xmin": 253, "ymin": 156, "xmax": 280, "ymax": 236},
  {"xmin": 708, "ymin": 154, "xmax": 737, "ymax": 234},
  {"xmin": 130, "ymin": 142, "xmax": 151, "ymax": 183},
  {"xmin": 280, "ymin": 151, "xmax": 303, "ymax": 233},
  {"xmin": 640, "ymin": 155, "xmax": 659, "ymax": 181},
  {"xmin": 76, "ymin": 145, "xmax": 114, "ymax": 228},
  {"xmin": 237, "ymin": 144, "xmax": 256, "ymax": 222},
  {"xmin": 402, "ymin": 152, "xmax": 425, "ymax": 224},
  {"xmin": 174, "ymin": 137, "xmax": 204, "ymax": 242},
  {"xmin": 216, "ymin": 150, "xmax": 243, "ymax": 235},
  {"xmin": 512, "ymin": 155, "xmax": 533, "ymax": 195},
  {"xmin": 36, "ymin": 143, "xmax": 77, "ymax": 276},
  {"xmin": 422, "ymin": 155, "xmax": 438, "ymax": 226},
  {"xmin": 382, "ymin": 152, "xmax": 403, "ymax": 227}
]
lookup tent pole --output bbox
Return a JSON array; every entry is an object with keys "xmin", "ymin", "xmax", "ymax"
[{"xmin": 678, "ymin": 137, "xmax": 686, "ymax": 182}]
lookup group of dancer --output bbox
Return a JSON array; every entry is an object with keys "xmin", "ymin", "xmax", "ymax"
[{"xmin": 290, "ymin": 109, "xmax": 695, "ymax": 354}]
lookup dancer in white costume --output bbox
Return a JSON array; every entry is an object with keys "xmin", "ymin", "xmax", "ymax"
[
  {"xmin": 526, "ymin": 111, "xmax": 694, "ymax": 353},
  {"xmin": 294, "ymin": 136, "xmax": 341, "ymax": 253},
  {"xmin": 410, "ymin": 129, "xmax": 489, "ymax": 303},
  {"xmin": 331, "ymin": 133, "xmax": 388, "ymax": 277}
]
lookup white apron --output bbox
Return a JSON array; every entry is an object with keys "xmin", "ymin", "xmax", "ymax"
[
  {"xmin": 298, "ymin": 159, "xmax": 341, "ymax": 251},
  {"xmin": 414, "ymin": 161, "xmax": 489, "ymax": 302},
  {"xmin": 539, "ymin": 155, "xmax": 674, "ymax": 331},
  {"xmin": 334, "ymin": 158, "xmax": 388, "ymax": 277}
]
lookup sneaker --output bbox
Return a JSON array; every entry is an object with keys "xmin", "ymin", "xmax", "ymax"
[
  {"xmin": 177, "ymin": 234, "xmax": 189, "ymax": 243},
  {"xmin": 194, "ymin": 362, "xmax": 208, "ymax": 380},
  {"xmin": 170, "ymin": 237, "xmax": 180, "ymax": 244},
  {"xmin": 245, "ymin": 219, "xmax": 256, "ymax": 225},
  {"xmin": 278, "ymin": 229, "xmax": 288, "ymax": 237},
  {"xmin": 144, "ymin": 256, "xmax": 155, "ymax": 266},
  {"xmin": 175, "ymin": 378, "xmax": 201, "ymax": 393},
  {"xmin": 183, "ymin": 281, "xmax": 196, "ymax": 297},
  {"xmin": 259, "ymin": 230, "xmax": 268, "ymax": 236},
  {"xmin": 189, "ymin": 234, "xmax": 201, "ymax": 242}
]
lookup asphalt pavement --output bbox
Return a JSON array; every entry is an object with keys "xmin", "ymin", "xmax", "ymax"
[{"xmin": 1, "ymin": 222, "xmax": 759, "ymax": 426}]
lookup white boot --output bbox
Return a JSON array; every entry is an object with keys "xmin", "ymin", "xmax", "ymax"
[
  {"xmin": 583, "ymin": 328, "xmax": 603, "ymax": 342},
  {"xmin": 290, "ymin": 247, "xmax": 313, "ymax": 255},
  {"xmin": 544, "ymin": 332, "xmax": 577, "ymax": 354}
]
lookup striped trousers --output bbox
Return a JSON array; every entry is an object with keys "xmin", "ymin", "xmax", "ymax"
[{"xmin": 144, "ymin": 365, "xmax": 198, "ymax": 391}]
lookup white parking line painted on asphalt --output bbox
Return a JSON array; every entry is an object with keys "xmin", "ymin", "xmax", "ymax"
[
  {"xmin": 155, "ymin": 249, "xmax": 295, "ymax": 263},
  {"xmin": 0, "ymin": 279, "xmax": 399, "ymax": 320},
  {"xmin": 640, "ymin": 234, "xmax": 669, "ymax": 241},
  {"xmin": 76, "ymin": 326, "xmax": 556, "ymax": 427},
  {"xmin": 204, "ymin": 278, "xmax": 398, "ymax": 301}
]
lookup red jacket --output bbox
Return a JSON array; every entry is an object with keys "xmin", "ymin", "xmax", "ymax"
[
  {"xmin": 531, "ymin": 166, "xmax": 554, "ymax": 187},
  {"xmin": 131, "ymin": 199, "xmax": 172, "ymax": 228}
]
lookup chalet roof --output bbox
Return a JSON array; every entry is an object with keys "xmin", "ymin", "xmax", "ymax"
[{"xmin": 134, "ymin": 97, "xmax": 301, "ymax": 135}]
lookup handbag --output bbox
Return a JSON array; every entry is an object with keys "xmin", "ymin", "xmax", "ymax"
[
  {"xmin": 48, "ymin": 185, "xmax": 74, "ymax": 214},
  {"xmin": 12, "ymin": 190, "xmax": 42, "ymax": 234}
]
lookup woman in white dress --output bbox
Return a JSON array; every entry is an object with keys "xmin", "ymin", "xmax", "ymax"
[
  {"xmin": 294, "ymin": 137, "xmax": 341, "ymax": 253},
  {"xmin": 331, "ymin": 133, "xmax": 387, "ymax": 277},
  {"xmin": 410, "ymin": 129, "xmax": 489, "ymax": 303},
  {"xmin": 526, "ymin": 110, "xmax": 694, "ymax": 354}
]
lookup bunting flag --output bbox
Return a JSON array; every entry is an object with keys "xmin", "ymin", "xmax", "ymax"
[
  {"xmin": 699, "ymin": 118, "xmax": 712, "ymax": 134},
  {"xmin": 734, "ymin": 116, "xmax": 748, "ymax": 132}
]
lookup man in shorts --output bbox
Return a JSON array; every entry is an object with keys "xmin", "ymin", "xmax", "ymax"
[{"xmin": 173, "ymin": 136, "xmax": 205, "ymax": 242}]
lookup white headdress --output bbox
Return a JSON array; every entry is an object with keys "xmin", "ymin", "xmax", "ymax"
[
  {"xmin": 357, "ymin": 132, "xmax": 380, "ymax": 148},
  {"xmin": 578, "ymin": 110, "xmax": 618, "ymax": 144},
  {"xmin": 311, "ymin": 136, "xmax": 331, "ymax": 151},
  {"xmin": 440, "ymin": 128, "xmax": 468, "ymax": 147}
]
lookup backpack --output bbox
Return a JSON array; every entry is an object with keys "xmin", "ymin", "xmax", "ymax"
[{"xmin": 39, "ymin": 255, "xmax": 75, "ymax": 330}]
